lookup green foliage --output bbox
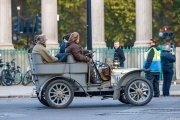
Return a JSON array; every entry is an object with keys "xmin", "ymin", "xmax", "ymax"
[
  {"xmin": 13, "ymin": 39, "xmax": 26, "ymax": 49},
  {"xmin": 57, "ymin": 0, "xmax": 87, "ymax": 46},
  {"xmin": 152, "ymin": 0, "xmax": 180, "ymax": 45},
  {"xmin": 12, "ymin": 0, "xmax": 180, "ymax": 48},
  {"xmin": 104, "ymin": 0, "xmax": 135, "ymax": 47}
]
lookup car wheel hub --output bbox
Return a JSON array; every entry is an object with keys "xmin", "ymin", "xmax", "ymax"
[
  {"xmin": 136, "ymin": 89, "xmax": 143, "ymax": 95},
  {"xmin": 56, "ymin": 90, "xmax": 64, "ymax": 98}
]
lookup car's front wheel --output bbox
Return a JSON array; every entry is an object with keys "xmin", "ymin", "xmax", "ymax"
[
  {"xmin": 124, "ymin": 77, "xmax": 153, "ymax": 106},
  {"xmin": 119, "ymin": 91, "xmax": 130, "ymax": 104}
]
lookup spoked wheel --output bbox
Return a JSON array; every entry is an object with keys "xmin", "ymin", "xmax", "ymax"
[
  {"xmin": 0, "ymin": 72, "xmax": 2, "ymax": 85},
  {"xmin": 13, "ymin": 70, "xmax": 22, "ymax": 85},
  {"xmin": 45, "ymin": 80, "xmax": 74, "ymax": 108},
  {"xmin": 119, "ymin": 91, "xmax": 130, "ymax": 104},
  {"xmin": 0, "ymin": 76, "xmax": 2, "ymax": 85},
  {"xmin": 37, "ymin": 89, "xmax": 50, "ymax": 107},
  {"xmin": 1, "ymin": 70, "xmax": 12, "ymax": 86},
  {"xmin": 23, "ymin": 70, "xmax": 32, "ymax": 86},
  {"xmin": 124, "ymin": 77, "xmax": 153, "ymax": 106}
]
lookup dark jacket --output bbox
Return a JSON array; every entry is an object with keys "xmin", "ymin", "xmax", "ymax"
[
  {"xmin": 65, "ymin": 41, "xmax": 90, "ymax": 62},
  {"xmin": 114, "ymin": 47, "xmax": 125, "ymax": 66},
  {"xmin": 59, "ymin": 40, "xmax": 66, "ymax": 53},
  {"xmin": 161, "ymin": 50, "xmax": 176, "ymax": 72},
  {"xmin": 145, "ymin": 45, "xmax": 160, "ymax": 69}
]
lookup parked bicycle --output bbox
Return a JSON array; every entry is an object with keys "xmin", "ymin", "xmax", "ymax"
[
  {"xmin": 23, "ymin": 70, "xmax": 34, "ymax": 86},
  {"xmin": 0, "ymin": 59, "xmax": 4, "ymax": 85},
  {"xmin": 1, "ymin": 58, "xmax": 22, "ymax": 86}
]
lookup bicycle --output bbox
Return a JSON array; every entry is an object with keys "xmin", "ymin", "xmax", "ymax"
[
  {"xmin": 23, "ymin": 70, "xmax": 34, "ymax": 86},
  {"xmin": 1, "ymin": 58, "xmax": 22, "ymax": 86},
  {"xmin": 0, "ymin": 59, "xmax": 4, "ymax": 85}
]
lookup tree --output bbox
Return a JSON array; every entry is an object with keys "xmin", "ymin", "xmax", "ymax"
[
  {"xmin": 104, "ymin": 0, "xmax": 135, "ymax": 47},
  {"xmin": 152, "ymin": 0, "xmax": 180, "ymax": 45}
]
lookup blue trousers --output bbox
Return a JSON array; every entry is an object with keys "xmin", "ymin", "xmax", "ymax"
[
  {"xmin": 145, "ymin": 72, "xmax": 160, "ymax": 96},
  {"xmin": 162, "ymin": 70, "xmax": 173, "ymax": 96},
  {"xmin": 120, "ymin": 64, "xmax": 124, "ymax": 68}
]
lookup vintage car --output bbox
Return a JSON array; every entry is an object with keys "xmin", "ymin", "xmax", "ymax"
[{"xmin": 28, "ymin": 53, "xmax": 153, "ymax": 108}]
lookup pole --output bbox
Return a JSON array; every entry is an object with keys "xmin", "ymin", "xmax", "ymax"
[
  {"xmin": 25, "ymin": 13, "xmax": 30, "ymax": 49},
  {"xmin": 86, "ymin": 0, "xmax": 92, "ymax": 50}
]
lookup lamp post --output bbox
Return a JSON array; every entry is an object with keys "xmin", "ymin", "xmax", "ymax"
[{"xmin": 86, "ymin": 0, "xmax": 92, "ymax": 50}]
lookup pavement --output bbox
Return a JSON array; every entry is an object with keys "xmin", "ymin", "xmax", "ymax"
[{"xmin": 0, "ymin": 82, "xmax": 180, "ymax": 98}]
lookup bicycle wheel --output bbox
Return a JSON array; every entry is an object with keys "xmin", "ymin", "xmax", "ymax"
[
  {"xmin": 0, "ymin": 73, "xmax": 2, "ymax": 85},
  {"xmin": 13, "ymin": 70, "xmax": 22, "ymax": 85},
  {"xmin": 23, "ymin": 70, "xmax": 32, "ymax": 86},
  {"xmin": 1, "ymin": 70, "xmax": 13, "ymax": 86}
]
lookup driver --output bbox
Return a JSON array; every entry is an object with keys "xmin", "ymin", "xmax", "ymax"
[{"xmin": 65, "ymin": 32, "xmax": 102, "ymax": 84}]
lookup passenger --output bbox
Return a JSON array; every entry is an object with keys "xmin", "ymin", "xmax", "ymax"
[
  {"xmin": 28, "ymin": 35, "xmax": 39, "ymax": 53},
  {"xmin": 59, "ymin": 33, "xmax": 71, "ymax": 53},
  {"xmin": 65, "ymin": 32, "xmax": 102, "ymax": 84},
  {"xmin": 32, "ymin": 34, "xmax": 58, "ymax": 63}
]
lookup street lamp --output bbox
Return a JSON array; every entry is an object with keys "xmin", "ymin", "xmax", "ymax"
[{"xmin": 17, "ymin": 6, "xmax": 20, "ymax": 10}]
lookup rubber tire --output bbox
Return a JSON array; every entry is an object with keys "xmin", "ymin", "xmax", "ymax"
[
  {"xmin": 124, "ymin": 77, "xmax": 153, "ymax": 106},
  {"xmin": 0, "ymin": 74, "xmax": 2, "ymax": 85},
  {"xmin": 23, "ymin": 70, "xmax": 32, "ymax": 86},
  {"xmin": 1, "ymin": 70, "xmax": 12, "ymax": 86},
  {"xmin": 37, "ymin": 89, "xmax": 50, "ymax": 107},
  {"xmin": 13, "ymin": 70, "xmax": 22, "ymax": 85},
  {"xmin": 45, "ymin": 80, "xmax": 74, "ymax": 108},
  {"xmin": 119, "ymin": 93, "xmax": 130, "ymax": 104}
]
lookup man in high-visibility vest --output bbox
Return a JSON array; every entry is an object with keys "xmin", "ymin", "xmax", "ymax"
[{"xmin": 144, "ymin": 39, "xmax": 161, "ymax": 97}]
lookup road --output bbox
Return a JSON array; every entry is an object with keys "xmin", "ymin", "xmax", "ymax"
[{"xmin": 0, "ymin": 97, "xmax": 180, "ymax": 120}]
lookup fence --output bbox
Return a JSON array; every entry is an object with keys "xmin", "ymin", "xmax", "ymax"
[{"xmin": 0, "ymin": 47, "xmax": 176, "ymax": 80}]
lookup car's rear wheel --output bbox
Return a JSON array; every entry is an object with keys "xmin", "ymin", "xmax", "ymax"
[
  {"xmin": 45, "ymin": 80, "xmax": 74, "ymax": 108},
  {"xmin": 37, "ymin": 89, "xmax": 49, "ymax": 107},
  {"xmin": 124, "ymin": 77, "xmax": 153, "ymax": 106}
]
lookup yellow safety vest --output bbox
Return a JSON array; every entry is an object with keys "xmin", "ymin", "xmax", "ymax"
[{"xmin": 144, "ymin": 47, "xmax": 161, "ymax": 72}]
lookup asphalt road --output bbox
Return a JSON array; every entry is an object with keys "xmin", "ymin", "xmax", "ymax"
[{"xmin": 0, "ymin": 97, "xmax": 180, "ymax": 120}]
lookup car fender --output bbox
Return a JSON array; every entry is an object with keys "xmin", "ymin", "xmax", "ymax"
[
  {"xmin": 38, "ymin": 76, "xmax": 75, "ymax": 98},
  {"xmin": 113, "ymin": 69, "xmax": 143, "ymax": 100}
]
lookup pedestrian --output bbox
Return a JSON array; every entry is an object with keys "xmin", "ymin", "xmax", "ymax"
[
  {"xmin": 113, "ymin": 41, "xmax": 126, "ymax": 68},
  {"xmin": 144, "ymin": 39, "xmax": 161, "ymax": 97},
  {"xmin": 59, "ymin": 33, "xmax": 71, "ymax": 53},
  {"xmin": 28, "ymin": 35, "xmax": 39, "ymax": 53},
  {"xmin": 161, "ymin": 44, "xmax": 176, "ymax": 96}
]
